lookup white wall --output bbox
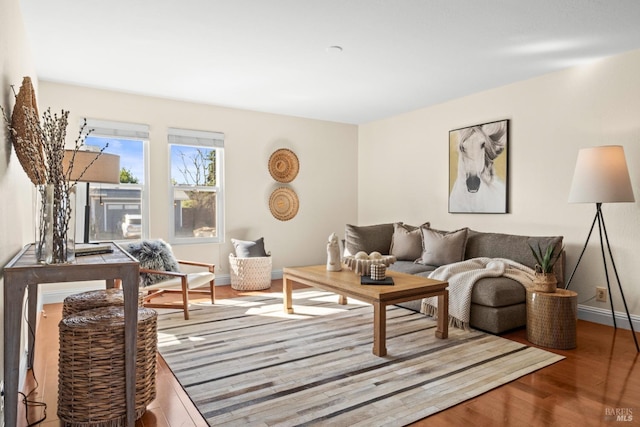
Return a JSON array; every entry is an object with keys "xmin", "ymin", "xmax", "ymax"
[
  {"xmin": 358, "ymin": 49, "xmax": 640, "ymax": 325},
  {"xmin": 0, "ymin": 0, "xmax": 40, "ymax": 410},
  {"xmin": 38, "ymin": 82, "xmax": 359, "ymax": 284}
]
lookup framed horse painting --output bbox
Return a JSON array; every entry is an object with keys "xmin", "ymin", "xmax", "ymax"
[{"xmin": 448, "ymin": 119, "xmax": 509, "ymax": 213}]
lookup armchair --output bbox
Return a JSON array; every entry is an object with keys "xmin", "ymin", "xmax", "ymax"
[{"xmin": 125, "ymin": 240, "xmax": 215, "ymax": 320}]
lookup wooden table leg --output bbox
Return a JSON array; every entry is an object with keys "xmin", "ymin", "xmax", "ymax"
[
  {"xmin": 436, "ymin": 290, "xmax": 449, "ymax": 339},
  {"xmin": 27, "ymin": 283, "xmax": 38, "ymax": 367},
  {"xmin": 283, "ymin": 274, "xmax": 294, "ymax": 314},
  {"xmin": 122, "ymin": 266, "xmax": 139, "ymax": 427},
  {"xmin": 4, "ymin": 281, "xmax": 27, "ymax": 427},
  {"xmin": 373, "ymin": 303, "xmax": 387, "ymax": 356}
]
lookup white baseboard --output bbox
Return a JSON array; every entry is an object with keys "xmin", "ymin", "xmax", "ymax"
[
  {"xmin": 40, "ymin": 269, "xmax": 285, "ymax": 305},
  {"xmin": 578, "ymin": 304, "xmax": 640, "ymax": 330}
]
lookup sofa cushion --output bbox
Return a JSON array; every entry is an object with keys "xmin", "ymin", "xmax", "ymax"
[
  {"xmin": 344, "ymin": 223, "xmax": 394, "ymax": 255},
  {"xmin": 387, "ymin": 260, "xmax": 434, "ymax": 276},
  {"xmin": 418, "ymin": 227, "xmax": 468, "ymax": 267},
  {"xmin": 465, "ymin": 230, "xmax": 564, "ymax": 283},
  {"xmin": 471, "ymin": 277, "xmax": 526, "ymax": 307},
  {"xmin": 390, "ymin": 222, "xmax": 427, "ymax": 261},
  {"xmin": 469, "ymin": 302, "xmax": 527, "ymax": 334}
]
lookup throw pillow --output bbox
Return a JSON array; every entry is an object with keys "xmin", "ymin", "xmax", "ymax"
[
  {"xmin": 232, "ymin": 237, "xmax": 269, "ymax": 257},
  {"xmin": 390, "ymin": 222, "xmax": 429, "ymax": 261},
  {"xmin": 125, "ymin": 239, "xmax": 180, "ymax": 287},
  {"xmin": 418, "ymin": 227, "xmax": 469, "ymax": 267},
  {"xmin": 344, "ymin": 223, "xmax": 394, "ymax": 256}
]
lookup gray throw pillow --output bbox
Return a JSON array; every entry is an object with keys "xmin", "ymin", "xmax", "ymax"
[
  {"xmin": 125, "ymin": 239, "xmax": 180, "ymax": 287},
  {"xmin": 418, "ymin": 227, "xmax": 469, "ymax": 267},
  {"xmin": 232, "ymin": 237, "xmax": 269, "ymax": 257},
  {"xmin": 344, "ymin": 223, "xmax": 394, "ymax": 255},
  {"xmin": 390, "ymin": 222, "xmax": 429, "ymax": 261}
]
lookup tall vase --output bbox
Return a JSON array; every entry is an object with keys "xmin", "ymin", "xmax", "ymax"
[{"xmin": 36, "ymin": 184, "xmax": 76, "ymax": 264}]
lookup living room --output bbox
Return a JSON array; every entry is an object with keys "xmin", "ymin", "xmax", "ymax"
[{"xmin": 2, "ymin": 0, "xmax": 640, "ymax": 426}]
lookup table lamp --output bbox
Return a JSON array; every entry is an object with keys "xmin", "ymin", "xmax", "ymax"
[{"xmin": 63, "ymin": 149, "xmax": 120, "ymax": 243}]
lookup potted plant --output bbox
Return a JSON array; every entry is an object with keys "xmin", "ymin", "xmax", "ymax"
[{"xmin": 529, "ymin": 243, "xmax": 563, "ymax": 293}]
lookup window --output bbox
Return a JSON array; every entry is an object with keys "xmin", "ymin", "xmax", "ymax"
[
  {"xmin": 78, "ymin": 119, "xmax": 149, "ymax": 242},
  {"xmin": 168, "ymin": 128, "xmax": 224, "ymax": 243}
]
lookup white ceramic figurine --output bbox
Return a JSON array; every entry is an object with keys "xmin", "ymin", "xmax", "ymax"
[{"xmin": 326, "ymin": 232, "xmax": 342, "ymax": 271}]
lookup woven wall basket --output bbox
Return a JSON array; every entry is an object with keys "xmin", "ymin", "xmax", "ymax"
[
  {"xmin": 269, "ymin": 186, "xmax": 299, "ymax": 221},
  {"xmin": 268, "ymin": 148, "xmax": 299, "ymax": 183},
  {"xmin": 11, "ymin": 76, "xmax": 46, "ymax": 185}
]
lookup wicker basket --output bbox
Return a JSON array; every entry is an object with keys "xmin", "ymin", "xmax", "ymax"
[
  {"xmin": 229, "ymin": 254, "xmax": 272, "ymax": 290},
  {"xmin": 58, "ymin": 306, "xmax": 157, "ymax": 426},
  {"xmin": 62, "ymin": 288, "xmax": 143, "ymax": 318}
]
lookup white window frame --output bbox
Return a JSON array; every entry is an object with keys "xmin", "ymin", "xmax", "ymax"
[
  {"xmin": 82, "ymin": 119, "xmax": 150, "ymax": 242},
  {"xmin": 168, "ymin": 127, "xmax": 225, "ymax": 244}
]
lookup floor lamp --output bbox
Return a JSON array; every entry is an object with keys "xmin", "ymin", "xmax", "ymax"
[
  {"xmin": 63, "ymin": 149, "xmax": 120, "ymax": 243},
  {"xmin": 565, "ymin": 145, "xmax": 639, "ymax": 352}
]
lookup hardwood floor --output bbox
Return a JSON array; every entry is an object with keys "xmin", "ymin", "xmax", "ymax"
[{"xmin": 21, "ymin": 280, "xmax": 639, "ymax": 426}]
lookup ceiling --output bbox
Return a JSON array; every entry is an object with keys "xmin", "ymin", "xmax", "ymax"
[{"xmin": 19, "ymin": 0, "xmax": 640, "ymax": 124}]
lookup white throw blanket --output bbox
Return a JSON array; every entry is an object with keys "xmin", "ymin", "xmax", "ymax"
[{"xmin": 421, "ymin": 257, "xmax": 535, "ymax": 330}]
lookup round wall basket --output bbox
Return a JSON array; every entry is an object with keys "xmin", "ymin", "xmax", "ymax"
[
  {"xmin": 268, "ymin": 148, "xmax": 299, "ymax": 183},
  {"xmin": 12, "ymin": 76, "xmax": 46, "ymax": 185},
  {"xmin": 269, "ymin": 187, "xmax": 299, "ymax": 221}
]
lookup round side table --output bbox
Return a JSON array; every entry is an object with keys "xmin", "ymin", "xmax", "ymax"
[{"xmin": 526, "ymin": 288, "xmax": 578, "ymax": 349}]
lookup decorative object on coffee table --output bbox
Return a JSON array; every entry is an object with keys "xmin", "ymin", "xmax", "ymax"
[
  {"xmin": 566, "ymin": 145, "xmax": 638, "ymax": 352},
  {"xmin": 370, "ymin": 263, "xmax": 386, "ymax": 280},
  {"xmin": 529, "ymin": 242, "xmax": 563, "ymax": 293},
  {"xmin": 343, "ymin": 253, "xmax": 396, "ymax": 276},
  {"xmin": 326, "ymin": 232, "xmax": 342, "ymax": 271},
  {"xmin": 526, "ymin": 289, "xmax": 577, "ymax": 349},
  {"xmin": 269, "ymin": 186, "xmax": 299, "ymax": 221},
  {"xmin": 268, "ymin": 148, "xmax": 299, "ymax": 183}
]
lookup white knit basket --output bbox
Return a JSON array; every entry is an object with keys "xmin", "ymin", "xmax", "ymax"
[{"xmin": 229, "ymin": 254, "xmax": 272, "ymax": 290}]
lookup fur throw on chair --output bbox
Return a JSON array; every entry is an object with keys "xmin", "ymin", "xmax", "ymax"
[{"xmin": 125, "ymin": 239, "xmax": 180, "ymax": 287}]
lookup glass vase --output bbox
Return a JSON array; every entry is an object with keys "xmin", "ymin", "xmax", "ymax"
[{"xmin": 35, "ymin": 184, "xmax": 76, "ymax": 264}]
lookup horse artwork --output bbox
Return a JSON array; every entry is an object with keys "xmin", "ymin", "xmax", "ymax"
[{"xmin": 449, "ymin": 120, "xmax": 508, "ymax": 213}]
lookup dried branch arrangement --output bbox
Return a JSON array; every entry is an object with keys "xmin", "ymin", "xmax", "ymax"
[{"xmin": 1, "ymin": 77, "xmax": 106, "ymax": 262}]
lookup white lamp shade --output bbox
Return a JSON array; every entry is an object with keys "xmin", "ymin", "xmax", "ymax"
[{"xmin": 568, "ymin": 145, "xmax": 635, "ymax": 203}]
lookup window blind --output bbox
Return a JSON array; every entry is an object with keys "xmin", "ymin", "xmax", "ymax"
[
  {"xmin": 84, "ymin": 119, "xmax": 150, "ymax": 139},
  {"xmin": 168, "ymin": 128, "xmax": 224, "ymax": 148}
]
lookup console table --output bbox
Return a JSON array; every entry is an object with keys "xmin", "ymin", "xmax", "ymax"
[{"xmin": 3, "ymin": 243, "xmax": 140, "ymax": 427}]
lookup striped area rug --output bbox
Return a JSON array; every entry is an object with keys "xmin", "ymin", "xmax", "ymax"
[{"xmin": 156, "ymin": 289, "xmax": 564, "ymax": 426}]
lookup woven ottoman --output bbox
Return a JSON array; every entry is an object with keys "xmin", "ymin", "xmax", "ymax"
[
  {"xmin": 58, "ymin": 306, "xmax": 157, "ymax": 426},
  {"xmin": 62, "ymin": 288, "xmax": 143, "ymax": 318}
]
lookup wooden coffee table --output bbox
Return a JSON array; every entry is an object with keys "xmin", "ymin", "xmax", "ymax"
[{"xmin": 282, "ymin": 265, "xmax": 448, "ymax": 356}]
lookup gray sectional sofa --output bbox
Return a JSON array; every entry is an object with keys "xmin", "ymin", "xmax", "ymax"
[{"xmin": 344, "ymin": 223, "xmax": 564, "ymax": 334}]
